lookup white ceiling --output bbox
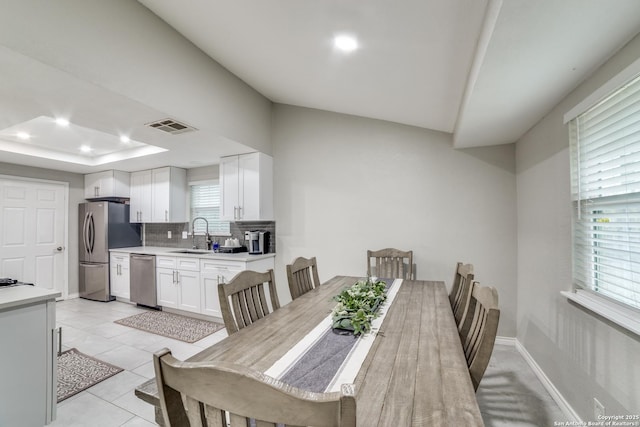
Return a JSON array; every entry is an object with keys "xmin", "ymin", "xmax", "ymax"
[{"xmin": 2, "ymin": 0, "xmax": 640, "ymax": 173}]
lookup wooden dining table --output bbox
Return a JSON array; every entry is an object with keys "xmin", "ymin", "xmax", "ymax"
[{"xmin": 135, "ymin": 276, "xmax": 484, "ymax": 426}]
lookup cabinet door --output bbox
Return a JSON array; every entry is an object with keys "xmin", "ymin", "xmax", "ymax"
[
  {"xmin": 200, "ymin": 265, "xmax": 242, "ymax": 318},
  {"xmin": 239, "ymin": 153, "xmax": 260, "ymax": 220},
  {"xmin": 177, "ymin": 269, "xmax": 200, "ymax": 313},
  {"xmin": 130, "ymin": 170, "xmax": 152, "ymax": 222},
  {"xmin": 220, "ymin": 156, "xmax": 240, "ymax": 220},
  {"xmin": 84, "ymin": 171, "xmax": 107, "ymax": 199},
  {"xmin": 200, "ymin": 271, "xmax": 222, "ymax": 318},
  {"xmin": 152, "ymin": 167, "xmax": 171, "ymax": 222},
  {"xmin": 109, "ymin": 263, "xmax": 120, "ymax": 297},
  {"xmin": 156, "ymin": 267, "xmax": 178, "ymax": 308},
  {"xmin": 110, "ymin": 253, "xmax": 130, "ymax": 299}
]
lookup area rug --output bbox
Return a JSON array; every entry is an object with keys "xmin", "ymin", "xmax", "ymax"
[
  {"xmin": 57, "ymin": 348, "xmax": 123, "ymax": 402},
  {"xmin": 114, "ymin": 310, "xmax": 225, "ymax": 343}
]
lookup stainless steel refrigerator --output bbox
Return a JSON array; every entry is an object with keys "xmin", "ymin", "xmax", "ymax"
[{"xmin": 79, "ymin": 201, "xmax": 141, "ymax": 301}]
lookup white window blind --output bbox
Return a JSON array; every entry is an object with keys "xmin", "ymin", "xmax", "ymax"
[
  {"xmin": 570, "ymin": 72, "xmax": 640, "ymax": 310},
  {"xmin": 190, "ymin": 181, "xmax": 229, "ymax": 234}
]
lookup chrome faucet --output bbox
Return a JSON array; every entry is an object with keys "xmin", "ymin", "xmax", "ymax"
[{"xmin": 191, "ymin": 217, "xmax": 210, "ymax": 250}]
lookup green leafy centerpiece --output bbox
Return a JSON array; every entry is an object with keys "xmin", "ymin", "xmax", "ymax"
[{"xmin": 331, "ymin": 278, "xmax": 387, "ymax": 336}]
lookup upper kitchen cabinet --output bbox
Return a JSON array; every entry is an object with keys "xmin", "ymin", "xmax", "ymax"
[
  {"xmin": 129, "ymin": 170, "xmax": 152, "ymax": 223},
  {"xmin": 220, "ymin": 152, "xmax": 273, "ymax": 221},
  {"xmin": 130, "ymin": 167, "xmax": 187, "ymax": 223},
  {"xmin": 84, "ymin": 170, "xmax": 130, "ymax": 200}
]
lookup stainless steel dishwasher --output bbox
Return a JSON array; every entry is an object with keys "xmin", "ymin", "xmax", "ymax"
[{"xmin": 129, "ymin": 253, "xmax": 158, "ymax": 308}]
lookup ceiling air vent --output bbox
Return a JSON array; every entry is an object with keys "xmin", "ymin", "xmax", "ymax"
[{"xmin": 145, "ymin": 118, "xmax": 197, "ymax": 135}]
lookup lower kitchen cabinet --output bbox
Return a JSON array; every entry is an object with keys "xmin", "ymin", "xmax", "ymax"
[
  {"xmin": 157, "ymin": 267, "xmax": 178, "ymax": 308},
  {"xmin": 176, "ymin": 269, "xmax": 200, "ymax": 313},
  {"xmin": 156, "ymin": 256, "xmax": 201, "ymax": 314},
  {"xmin": 200, "ymin": 260, "xmax": 242, "ymax": 318},
  {"xmin": 153, "ymin": 253, "xmax": 275, "ymax": 319},
  {"xmin": 110, "ymin": 252, "xmax": 130, "ymax": 299},
  {"xmin": 200, "ymin": 257, "xmax": 276, "ymax": 318}
]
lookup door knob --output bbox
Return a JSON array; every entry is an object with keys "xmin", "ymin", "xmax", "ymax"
[{"xmin": 56, "ymin": 246, "xmax": 64, "ymax": 252}]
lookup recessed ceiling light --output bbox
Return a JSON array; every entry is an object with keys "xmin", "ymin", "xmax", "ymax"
[
  {"xmin": 17, "ymin": 132, "xmax": 30, "ymax": 140},
  {"xmin": 80, "ymin": 145, "xmax": 92, "ymax": 153},
  {"xmin": 334, "ymin": 35, "xmax": 358, "ymax": 52},
  {"xmin": 120, "ymin": 135, "xmax": 130, "ymax": 143},
  {"xmin": 55, "ymin": 118, "xmax": 70, "ymax": 127}
]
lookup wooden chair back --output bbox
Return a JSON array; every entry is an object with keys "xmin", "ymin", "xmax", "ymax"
[
  {"xmin": 366, "ymin": 248, "xmax": 414, "ymax": 280},
  {"xmin": 458, "ymin": 282, "xmax": 500, "ymax": 391},
  {"xmin": 448, "ymin": 262, "xmax": 474, "ymax": 329},
  {"xmin": 154, "ymin": 348, "xmax": 357, "ymax": 427},
  {"xmin": 218, "ymin": 269, "xmax": 280, "ymax": 335},
  {"xmin": 286, "ymin": 256, "xmax": 322, "ymax": 300}
]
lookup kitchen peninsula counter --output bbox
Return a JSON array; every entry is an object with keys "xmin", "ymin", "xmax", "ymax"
[{"xmin": 0, "ymin": 284, "xmax": 60, "ymax": 310}]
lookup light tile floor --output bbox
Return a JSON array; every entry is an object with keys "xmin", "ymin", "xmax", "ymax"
[
  {"xmin": 52, "ymin": 298, "xmax": 564, "ymax": 426},
  {"xmin": 51, "ymin": 298, "xmax": 228, "ymax": 427}
]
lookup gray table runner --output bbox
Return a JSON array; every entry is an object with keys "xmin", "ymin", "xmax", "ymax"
[{"xmin": 279, "ymin": 278, "xmax": 393, "ymax": 392}]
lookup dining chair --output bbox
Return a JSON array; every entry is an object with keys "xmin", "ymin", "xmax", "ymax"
[
  {"xmin": 154, "ymin": 348, "xmax": 356, "ymax": 427},
  {"xmin": 286, "ymin": 256, "xmax": 322, "ymax": 300},
  {"xmin": 458, "ymin": 281, "xmax": 500, "ymax": 391},
  {"xmin": 218, "ymin": 269, "xmax": 280, "ymax": 335},
  {"xmin": 366, "ymin": 248, "xmax": 414, "ymax": 279},
  {"xmin": 448, "ymin": 262, "xmax": 475, "ymax": 330}
]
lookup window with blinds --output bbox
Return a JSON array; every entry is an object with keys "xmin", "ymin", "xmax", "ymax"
[
  {"xmin": 190, "ymin": 181, "xmax": 230, "ymax": 234},
  {"xmin": 570, "ymin": 72, "xmax": 640, "ymax": 311}
]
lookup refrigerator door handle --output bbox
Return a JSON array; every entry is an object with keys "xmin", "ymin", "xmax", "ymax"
[
  {"xmin": 88, "ymin": 212, "xmax": 95, "ymax": 253},
  {"xmin": 80, "ymin": 263, "xmax": 103, "ymax": 268},
  {"xmin": 82, "ymin": 212, "xmax": 90, "ymax": 254}
]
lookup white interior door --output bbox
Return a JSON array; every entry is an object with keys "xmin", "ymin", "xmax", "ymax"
[{"xmin": 0, "ymin": 177, "xmax": 67, "ymax": 297}]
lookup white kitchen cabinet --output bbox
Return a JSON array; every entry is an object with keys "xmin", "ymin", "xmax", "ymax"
[
  {"xmin": 150, "ymin": 252, "xmax": 275, "ymax": 319},
  {"xmin": 200, "ymin": 256, "xmax": 275, "ymax": 318},
  {"xmin": 176, "ymin": 269, "xmax": 200, "ymax": 313},
  {"xmin": 0, "ymin": 288, "xmax": 59, "ymax": 426},
  {"xmin": 152, "ymin": 167, "xmax": 187, "ymax": 222},
  {"xmin": 220, "ymin": 152, "xmax": 273, "ymax": 221},
  {"xmin": 110, "ymin": 252, "xmax": 131, "ymax": 299},
  {"xmin": 200, "ymin": 260, "xmax": 243, "ymax": 318},
  {"xmin": 129, "ymin": 170, "xmax": 152, "ymax": 222},
  {"xmin": 129, "ymin": 167, "xmax": 187, "ymax": 223},
  {"xmin": 157, "ymin": 267, "xmax": 178, "ymax": 308},
  {"xmin": 84, "ymin": 170, "xmax": 130, "ymax": 199},
  {"xmin": 156, "ymin": 256, "xmax": 201, "ymax": 313}
]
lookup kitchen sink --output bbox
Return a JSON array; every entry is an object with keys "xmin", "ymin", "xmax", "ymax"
[{"xmin": 169, "ymin": 249, "xmax": 211, "ymax": 254}]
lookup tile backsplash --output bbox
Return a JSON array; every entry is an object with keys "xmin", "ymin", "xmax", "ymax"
[
  {"xmin": 230, "ymin": 221, "xmax": 276, "ymax": 254},
  {"xmin": 143, "ymin": 221, "xmax": 276, "ymax": 253}
]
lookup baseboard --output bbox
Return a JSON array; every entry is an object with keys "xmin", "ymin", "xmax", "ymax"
[
  {"xmin": 515, "ymin": 340, "xmax": 582, "ymax": 423},
  {"xmin": 66, "ymin": 292, "xmax": 79, "ymax": 299},
  {"xmin": 495, "ymin": 336, "xmax": 516, "ymax": 346}
]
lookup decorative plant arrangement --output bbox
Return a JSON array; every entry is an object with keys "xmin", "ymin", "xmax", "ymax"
[{"xmin": 331, "ymin": 278, "xmax": 388, "ymax": 336}]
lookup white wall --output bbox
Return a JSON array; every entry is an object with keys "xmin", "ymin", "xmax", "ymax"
[
  {"xmin": 187, "ymin": 165, "xmax": 219, "ymax": 183},
  {"xmin": 272, "ymin": 104, "xmax": 517, "ymax": 336},
  {"xmin": 516, "ymin": 33, "xmax": 640, "ymax": 419},
  {"xmin": 0, "ymin": 162, "xmax": 84, "ymax": 296},
  {"xmin": 0, "ymin": 0, "xmax": 272, "ymax": 155}
]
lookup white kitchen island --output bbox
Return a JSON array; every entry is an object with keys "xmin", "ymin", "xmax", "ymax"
[{"xmin": 0, "ymin": 285, "xmax": 60, "ymax": 427}]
